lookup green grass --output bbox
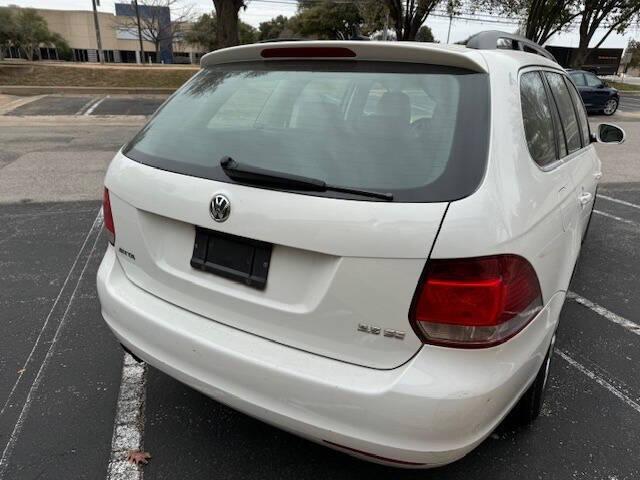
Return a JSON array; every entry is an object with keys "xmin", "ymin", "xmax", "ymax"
[
  {"xmin": 0, "ymin": 63, "xmax": 197, "ymax": 88},
  {"xmin": 607, "ymin": 81, "xmax": 640, "ymax": 92}
]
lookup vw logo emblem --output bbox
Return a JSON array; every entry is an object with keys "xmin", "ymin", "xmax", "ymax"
[{"xmin": 210, "ymin": 194, "xmax": 231, "ymax": 223}]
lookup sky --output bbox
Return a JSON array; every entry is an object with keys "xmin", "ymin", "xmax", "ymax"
[{"xmin": 0, "ymin": 0, "xmax": 638, "ymax": 48}]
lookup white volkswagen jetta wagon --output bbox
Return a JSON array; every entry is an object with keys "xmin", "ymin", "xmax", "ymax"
[{"xmin": 97, "ymin": 33, "xmax": 625, "ymax": 467}]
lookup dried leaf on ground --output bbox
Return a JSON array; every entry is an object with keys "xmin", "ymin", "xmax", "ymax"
[{"xmin": 127, "ymin": 449, "xmax": 151, "ymax": 465}]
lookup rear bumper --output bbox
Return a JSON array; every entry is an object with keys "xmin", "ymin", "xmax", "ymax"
[{"xmin": 97, "ymin": 246, "xmax": 564, "ymax": 467}]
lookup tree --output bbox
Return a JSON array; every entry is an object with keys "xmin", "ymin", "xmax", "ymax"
[
  {"xmin": 383, "ymin": 0, "xmax": 444, "ymax": 41},
  {"xmin": 239, "ymin": 21, "xmax": 257, "ymax": 44},
  {"xmin": 185, "ymin": 12, "xmax": 256, "ymax": 51},
  {"xmin": 48, "ymin": 31, "xmax": 72, "ymax": 60},
  {"xmin": 571, "ymin": 0, "xmax": 640, "ymax": 68},
  {"xmin": 291, "ymin": 1, "xmax": 367, "ymax": 39},
  {"xmin": 625, "ymin": 39, "xmax": 640, "ymax": 69},
  {"xmin": 258, "ymin": 15, "xmax": 290, "ymax": 41},
  {"xmin": 117, "ymin": 0, "xmax": 194, "ymax": 61},
  {"xmin": 356, "ymin": 0, "xmax": 390, "ymax": 36},
  {"xmin": 185, "ymin": 13, "xmax": 217, "ymax": 50},
  {"xmin": 212, "ymin": 0, "xmax": 246, "ymax": 48},
  {"xmin": 416, "ymin": 25, "xmax": 435, "ymax": 42},
  {"xmin": 0, "ymin": 8, "xmax": 16, "ymax": 61},
  {"xmin": 11, "ymin": 8, "xmax": 68, "ymax": 61},
  {"xmin": 481, "ymin": 0, "xmax": 580, "ymax": 45}
]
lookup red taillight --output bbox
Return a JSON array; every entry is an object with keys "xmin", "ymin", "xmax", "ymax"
[
  {"xmin": 103, "ymin": 187, "xmax": 115, "ymax": 245},
  {"xmin": 260, "ymin": 47, "xmax": 356, "ymax": 58},
  {"xmin": 410, "ymin": 255, "xmax": 542, "ymax": 348}
]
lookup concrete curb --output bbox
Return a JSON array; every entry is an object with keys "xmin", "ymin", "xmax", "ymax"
[{"xmin": 0, "ymin": 85, "xmax": 176, "ymax": 95}]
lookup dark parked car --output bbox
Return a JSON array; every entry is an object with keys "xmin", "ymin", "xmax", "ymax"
[{"xmin": 567, "ymin": 69, "xmax": 619, "ymax": 116}]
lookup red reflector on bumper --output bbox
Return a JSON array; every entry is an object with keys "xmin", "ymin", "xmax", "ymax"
[
  {"xmin": 324, "ymin": 440, "xmax": 426, "ymax": 466},
  {"xmin": 103, "ymin": 187, "xmax": 115, "ymax": 245}
]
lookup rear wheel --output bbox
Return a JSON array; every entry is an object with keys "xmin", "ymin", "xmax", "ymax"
[
  {"xmin": 603, "ymin": 98, "xmax": 618, "ymax": 116},
  {"xmin": 511, "ymin": 333, "xmax": 556, "ymax": 426}
]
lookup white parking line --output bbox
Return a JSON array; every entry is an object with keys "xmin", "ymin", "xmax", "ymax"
[
  {"xmin": 557, "ymin": 350, "xmax": 640, "ymax": 414},
  {"xmin": 0, "ymin": 95, "xmax": 46, "ymax": 115},
  {"xmin": 106, "ymin": 353, "xmax": 147, "ymax": 480},
  {"xmin": 83, "ymin": 95, "xmax": 109, "ymax": 116},
  {"xmin": 0, "ymin": 210, "xmax": 103, "ymax": 417},
  {"xmin": 593, "ymin": 209, "xmax": 639, "ymax": 227},
  {"xmin": 567, "ymin": 292, "xmax": 640, "ymax": 336},
  {"xmin": 0, "ymin": 211, "xmax": 103, "ymax": 479},
  {"xmin": 598, "ymin": 194, "xmax": 640, "ymax": 211},
  {"xmin": 76, "ymin": 97, "xmax": 100, "ymax": 115}
]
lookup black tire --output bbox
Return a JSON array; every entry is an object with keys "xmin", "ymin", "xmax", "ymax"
[{"xmin": 511, "ymin": 334, "xmax": 556, "ymax": 426}]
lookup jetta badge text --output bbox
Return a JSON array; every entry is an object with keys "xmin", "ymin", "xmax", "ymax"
[{"xmin": 210, "ymin": 194, "xmax": 231, "ymax": 222}]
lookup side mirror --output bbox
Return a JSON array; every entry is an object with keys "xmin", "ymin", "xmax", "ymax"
[
  {"xmin": 593, "ymin": 123, "xmax": 625, "ymax": 144},
  {"xmin": 597, "ymin": 83, "xmax": 605, "ymax": 89}
]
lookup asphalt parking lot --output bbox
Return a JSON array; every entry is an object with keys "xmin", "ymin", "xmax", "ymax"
[
  {"xmin": 1, "ymin": 91, "xmax": 639, "ymax": 118},
  {"xmin": 0, "ymin": 96, "xmax": 640, "ymax": 479},
  {"xmin": 2, "ymin": 94, "xmax": 168, "ymax": 117},
  {"xmin": 619, "ymin": 94, "xmax": 640, "ymax": 113}
]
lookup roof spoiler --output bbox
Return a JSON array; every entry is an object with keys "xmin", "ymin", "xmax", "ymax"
[
  {"xmin": 465, "ymin": 30, "xmax": 557, "ymax": 63},
  {"xmin": 201, "ymin": 41, "xmax": 488, "ymax": 73}
]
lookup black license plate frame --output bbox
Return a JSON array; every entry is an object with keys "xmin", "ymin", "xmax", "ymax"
[{"xmin": 190, "ymin": 226, "xmax": 272, "ymax": 290}]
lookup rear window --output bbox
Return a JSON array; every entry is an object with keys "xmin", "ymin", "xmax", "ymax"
[{"xmin": 124, "ymin": 61, "xmax": 489, "ymax": 202}]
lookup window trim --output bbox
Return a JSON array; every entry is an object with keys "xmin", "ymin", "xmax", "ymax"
[
  {"xmin": 556, "ymin": 74, "xmax": 588, "ymax": 148},
  {"xmin": 563, "ymin": 76, "xmax": 591, "ymax": 146},
  {"xmin": 518, "ymin": 67, "xmax": 563, "ymax": 170},
  {"xmin": 542, "ymin": 72, "xmax": 568, "ymax": 160},
  {"xmin": 540, "ymin": 71, "xmax": 568, "ymax": 159},
  {"xmin": 519, "ymin": 66, "xmax": 592, "ymax": 173},
  {"xmin": 543, "ymin": 71, "xmax": 582, "ymax": 155}
]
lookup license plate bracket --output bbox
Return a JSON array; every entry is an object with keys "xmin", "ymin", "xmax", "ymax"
[{"xmin": 190, "ymin": 226, "xmax": 272, "ymax": 290}]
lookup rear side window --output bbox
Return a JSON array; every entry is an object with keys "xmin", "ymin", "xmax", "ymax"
[
  {"xmin": 520, "ymin": 71, "xmax": 556, "ymax": 166},
  {"xmin": 565, "ymin": 78, "xmax": 590, "ymax": 145},
  {"xmin": 569, "ymin": 72, "xmax": 586, "ymax": 87},
  {"xmin": 585, "ymin": 73, "xmax": 602, "ymax": 87},
  {"xmin": 123, "ymin": 61, "xmax": 490, "ymax": 203},
  {"xmin": 545, "ymin": 72, "xmax": 581, "ymax": 153}
]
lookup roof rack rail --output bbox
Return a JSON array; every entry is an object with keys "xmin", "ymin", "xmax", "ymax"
[{"xmin": 465, "ymin": 30, "xmax": 557, "ymax": 63}]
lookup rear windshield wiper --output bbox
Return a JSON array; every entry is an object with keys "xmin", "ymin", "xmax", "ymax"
[{"xmin": 220, "ymin": 157, "xmax": 393, "ymax": 201}]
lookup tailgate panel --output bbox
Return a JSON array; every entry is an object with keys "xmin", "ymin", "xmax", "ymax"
[{"xmin": 106, "ymin": 152, "xmax": 448, "ymax": 369}]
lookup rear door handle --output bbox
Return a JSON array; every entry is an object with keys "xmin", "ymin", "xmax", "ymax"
[
  {"xmin": 579, "ymin": 192, "xmax": 593, "ymax": 205},
  {"xmin": 593, "ymin": 172, "xmax": 603, "ymax": 180}
]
